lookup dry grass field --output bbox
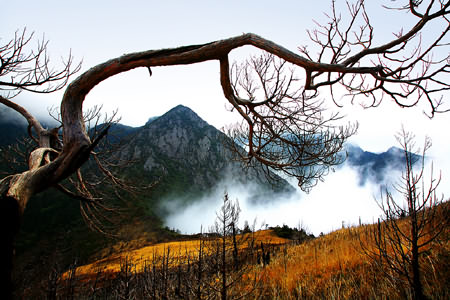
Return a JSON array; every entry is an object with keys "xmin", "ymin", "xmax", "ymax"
[
  {"xmin": 55, "ymin": 205, "xmax": 448, "ymax": 299},
  {"xmin": 71, "ymin": 229, "xmax": 288, "ymax": 276},
  {"xmin": 241, "ymin": 214, "xmax": 449, "ymax": 299}
]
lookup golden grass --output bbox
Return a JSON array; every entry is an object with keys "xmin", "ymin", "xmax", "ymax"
[
  {"xmin": 62, "ymin": 206, "xmax": 449, "ymax": 298},
  {"xmin": 243, "ymin": 214, "xmax": 449, "ymax": 299},
  {"xmin": 71, "ymin": 229, "xmax": 288, "ymax": 277},
  {"xmin": 253, "ymin": 226, "xmax": 370, "ymax": 297}
]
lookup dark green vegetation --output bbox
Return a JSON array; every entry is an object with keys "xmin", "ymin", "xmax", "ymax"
[{"xmin": 270, "ymin": 224, "xmax": 315, "ymax": 241}]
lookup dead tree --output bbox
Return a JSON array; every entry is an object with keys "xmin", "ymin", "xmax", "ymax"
[
  {"xmin": 1, "ymin": 1, "xmax": 449, "ymax": 297},
  {"xmin": 0, "ymin": 29, "xmax": 132, "ymax": 298},
  {"xmin": 224, "ymin": 53, "xmax": 357, "ymax": 191},
  {"xmin": 365, "ymin": 128, "xmax": 449, "ymax": 299},
  {"xmin": 211, "ymin": 192, "xmax": 254, "ymax": 300}
]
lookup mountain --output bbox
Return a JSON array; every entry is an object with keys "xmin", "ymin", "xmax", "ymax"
[
  {"xmin": 119, "ymin": 105, "xmax": 293, "ymax": 209},
  {"xmin": 0, "ymin": 105, "xmax": 420, "ymax": 215},
  {"xmin": 1, "ymin": 104, "xmax": 423, "ymax": 294},
  {"xmin": 0, "ymin": 104, "xmax": 419, "ymax": 211},
  {"xmin": 0, "ymin": 104, "xmax": 293, "ymax": 218},
  {"xmin": 345, "ymin": 144, "xmax": 421, "ymax": 186}
]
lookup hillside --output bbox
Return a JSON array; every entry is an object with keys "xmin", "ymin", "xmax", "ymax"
[
  {"xmin": 69, "ymin": 229, "xmax": 290, "ymax": 276},
  {"xmin": 20, "ymin": 202, "xmax": 448, "ymax": 299},
  {"xmin": 1, "ymin": 106, "xmax": 421, "ymax": 256}
]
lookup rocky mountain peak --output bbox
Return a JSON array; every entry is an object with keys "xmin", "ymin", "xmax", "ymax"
[
  {"xmin": 120, "ymin": 105, "xmax": 293, "ymax": 202},
  {"xmin": 145, "ymin": 105, "xmax": 209, "ymax": 130}
]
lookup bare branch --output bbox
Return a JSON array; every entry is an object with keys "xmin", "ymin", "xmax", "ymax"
[{"xmin": 0, "ymin": 28, "xmax": 81, "ymax": 98}]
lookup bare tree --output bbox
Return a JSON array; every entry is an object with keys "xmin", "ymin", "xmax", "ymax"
[
  {"xmin": 0, "ymin": 28, "xmax": 81, "ymax": 299},
  {"xmin": 0, "ymin": 29, "xmax": 80, "ymax": 99},
  {"xmin": 1, "ymin": 1, "xmax": 449, "ymax": 297},
  {"xmin": 364, "ymin": 128, "xmax": 449, "ymax": 299},
  {"xmin": 45, "ymin": 104, "xmax": 141, "ymax": 234},
  {"xmin": 0, "ymin": 29, "xmax": 134, "ymax": 298},
  {"xmin": 225, "ymin": 53, "xmax": 357, "ymax": 191},
  {"xmin": 210, "ymin": 192, "xmax": 255, "ymax": 300}
]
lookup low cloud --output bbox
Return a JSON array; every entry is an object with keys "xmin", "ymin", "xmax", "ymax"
[{"xmin": 161, "ymin": 162, "xmax": 407, "ymax": 236}]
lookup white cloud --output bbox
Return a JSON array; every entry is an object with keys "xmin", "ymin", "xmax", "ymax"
[{"xmin": 163, "ymin": 164, "xmax": 392, "ymax": 236}]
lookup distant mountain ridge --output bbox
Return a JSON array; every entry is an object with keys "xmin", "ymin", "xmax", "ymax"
[
  {"xmin": 0, "ymin": 106, "xmax": 28, "ymax": 146},
  {"xmin": 345, "ymin": 144, "xmax": 420, "ymax": 186}
]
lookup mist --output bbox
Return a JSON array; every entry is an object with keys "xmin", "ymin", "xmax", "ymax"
[
  {"xmin": 162, "ymin": 163, "xmax": 400, "ymax": 236},
  {"xmin": 162, "ymin": 140, "xmax": 450, "ymax": 237}
]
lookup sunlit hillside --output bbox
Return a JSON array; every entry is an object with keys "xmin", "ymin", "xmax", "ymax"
[
  {"xmin": 72, "ymin": 229, "xmax": 288, "ymax": 276},
  {"xmin": 48, "ymin": 205, "xmax": 449, "ymax": 299},
  {"xmin": 244, "ymin": 206, "xmax": 450, "ymax": 299}
]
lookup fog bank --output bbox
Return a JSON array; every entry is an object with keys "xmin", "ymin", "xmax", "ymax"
[{"xmin": 163, "ymin": 164, "xmax": 394, "ymax": 236}]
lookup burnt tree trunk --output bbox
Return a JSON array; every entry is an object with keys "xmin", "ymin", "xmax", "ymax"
[
  {"xmin": 1, "ymin": 193, "xmax": 21, "ymax": 300},
  {"xmin": 0, "ymin": 134, "xmax": 92, "ymax": 297},
  {"xmin": 410, "ymin": 212, "xmax": 425, "ymax": 300}
]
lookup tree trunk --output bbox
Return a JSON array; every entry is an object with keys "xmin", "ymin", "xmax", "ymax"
[
  {"xmin": 0, "ymin": 163, "xmax": 60, "ymax": 298},
  {"xmin": 411, "ymin": 217, "xmax": 425, "ymax": 300},
  {"xmin": 0, "ymin": 193, "xmax": 22, "ymax": 300},
  {"xmin": 232, "ymin": 222, "xmax": 238, "ymax": 271}
]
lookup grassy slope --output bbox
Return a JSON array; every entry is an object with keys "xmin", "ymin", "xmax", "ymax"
[
  {"xmin": 61, "ymin": 204, "xmax": 449, "ymax": 299},
  {"xmin": 251, "ymin": 209, "xmax": 449, "ymax": 299},
  {"xmin": 70, "ymin": 230, "xmax": 288, "ymax": 276}
]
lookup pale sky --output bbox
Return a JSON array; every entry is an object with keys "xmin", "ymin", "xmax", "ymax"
[{"xmin": 2, "ymin": 1, "xmax": 449, "ymax": 234}]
